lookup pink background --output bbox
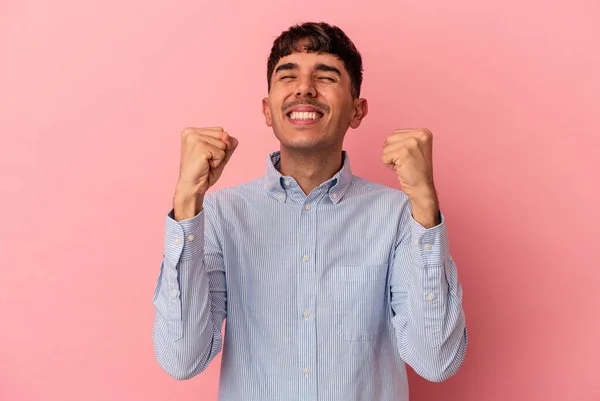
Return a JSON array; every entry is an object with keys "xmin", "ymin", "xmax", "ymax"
[{"xmin": 1, "ymin": 0, "xmax": 599, "ymax": 400}]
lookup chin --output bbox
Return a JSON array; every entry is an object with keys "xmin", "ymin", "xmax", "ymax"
[
  {"xmin": 281, "ymin": 137, "xmax": 336, "ymax": 153},
  {"xmin": 272, "ymin": 121, "xmax": 337, "ymax": 149}
]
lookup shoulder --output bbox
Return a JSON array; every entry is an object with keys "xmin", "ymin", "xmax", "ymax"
[
  {"xmin": 347, "ymin": 175, "xmax": 410, "ymax": 205},
  {"xmin": 203, "ymin": 178, "xmax": 265, "ymax": 208}
]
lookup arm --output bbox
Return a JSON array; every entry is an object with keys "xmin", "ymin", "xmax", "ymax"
[
  {"xmin": 389, "ymin": 201, "xmax": 468, "ymax": 382},
  {"xmin": 152, "ymin": 197, "xmax": 227, "ymax": 380}
]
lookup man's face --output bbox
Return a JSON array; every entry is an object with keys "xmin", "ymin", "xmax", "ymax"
[{"xmin": 262, "ymin": 51, "xmax": 367, "ymax": 152}]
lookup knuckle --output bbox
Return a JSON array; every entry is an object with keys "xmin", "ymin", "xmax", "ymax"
[
  {"xmin": 181, "ymin": 127, "xmax": 195, "ymax": 137},
  {"xmin": 407, "ymin": 137, "xmax": 419, "ymax": 147}
]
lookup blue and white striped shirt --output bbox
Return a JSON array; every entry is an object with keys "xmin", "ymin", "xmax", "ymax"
[{"xmin": 153, "ymin": 151, "xmax": 467, "ymax": 401}]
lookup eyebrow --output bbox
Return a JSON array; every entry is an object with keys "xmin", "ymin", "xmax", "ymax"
[
  {"xmin": 274, "ymin": 62, "xmax": 297, "ymax": 74},
  {"xmin": 274, "ymin": 62, "xmax": 342, "ymax": 76},
  {"xmin": 315, "ymin": 63, "xmax": 341, "ymax": 76}
]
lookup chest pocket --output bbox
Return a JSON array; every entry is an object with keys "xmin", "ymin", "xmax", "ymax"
[{"xmin": 333, "ymin": 264, "xmax": 389, "ymax": 341}]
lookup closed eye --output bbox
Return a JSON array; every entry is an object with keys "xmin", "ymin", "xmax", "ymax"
[{"xmin": 318, "ymin": 76, "xmax": 336, "ymax": 82}]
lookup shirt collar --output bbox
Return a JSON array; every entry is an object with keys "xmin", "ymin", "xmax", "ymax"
[{"xmin": 262, "ymin": 150, "xmax": 353, "ymax": 204}]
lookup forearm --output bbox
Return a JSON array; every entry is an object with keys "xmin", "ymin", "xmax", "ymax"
[
  {"xmin": 409, "ymin": 189, "xmax": 441, "ymax": 229},
  {"xmin": 392, "ymin": 215, "xmax": 467, "ymax": 382},
  {"xmin": 398, "ymin": 259, "xmax": 467, "ymax": 381},
  {"xmin": 152, "ymin": 211, "xmax": 223, "ymax": 380}
]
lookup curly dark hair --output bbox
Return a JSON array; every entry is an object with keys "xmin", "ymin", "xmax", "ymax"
[{"xmin": 266, "ymin": 22, "xmax": 363, "ymax": 98}]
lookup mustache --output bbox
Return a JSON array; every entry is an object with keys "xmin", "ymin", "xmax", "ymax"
[{"xmin": 282, "ymin": 99, "xmax": 330, "ymax": 114}]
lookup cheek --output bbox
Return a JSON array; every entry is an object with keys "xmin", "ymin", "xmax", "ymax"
[
  {"xmin": 324, "ymin": 88, "xmax": 352, "ymax": 109},
  {"xmin": 330, "ymin": 99, "xmax": 355, "ymax": 122},
  {"xmin": 269, "ymin": 97, "xmax": 285, "ymax": 116}
]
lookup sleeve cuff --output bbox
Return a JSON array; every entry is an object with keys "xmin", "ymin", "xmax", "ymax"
[
  {"xmin": 164, "ymin": 209, "xmax": 204, "ymax": 265},
  {"xmin": 409, "ymin": 211, "xmax": 450, "ymax": 266}
]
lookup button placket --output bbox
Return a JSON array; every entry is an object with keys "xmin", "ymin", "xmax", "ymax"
[{"xmin": 297, "ymin": 191, "xmax": 318, "ymax": 397}]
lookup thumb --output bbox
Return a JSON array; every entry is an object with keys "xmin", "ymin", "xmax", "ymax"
[{"xmin": 221, "ymin": 132, "xmax": 239, "ymax": 154}]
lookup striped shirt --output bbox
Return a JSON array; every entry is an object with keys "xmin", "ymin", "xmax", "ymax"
[{"xmin": 152, "ymin": 151, "xmax": 468, "ymax": 401}]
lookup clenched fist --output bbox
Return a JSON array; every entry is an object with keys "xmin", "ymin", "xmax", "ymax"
[
  {"xmin": 174, "ymin": 127, "xmax": 238, "ymax": 221},
  {"xmin": 382, "ymin": 128, "xmax": 440, "ymax": 228}
]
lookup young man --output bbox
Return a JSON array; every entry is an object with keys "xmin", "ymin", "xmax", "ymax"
[{"xmin": 153, "ymin": 22, "xmax": 467, "ymax": 401}]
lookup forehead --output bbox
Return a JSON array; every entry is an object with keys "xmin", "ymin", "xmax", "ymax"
[{"xmin": 275, "ymin": 51, "xmax": 347, "ymax": 74}]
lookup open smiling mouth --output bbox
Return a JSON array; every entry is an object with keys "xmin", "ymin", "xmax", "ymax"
[{"xmin": 286, "ymin": 111, "xmax": 324, "ymax": 125}]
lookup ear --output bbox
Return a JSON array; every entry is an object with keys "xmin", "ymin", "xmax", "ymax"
[
  {"xmin": 262, "ymin": 97, "xmax": 273, "ymax": 127},
  {"xmin": 349, "ymin": 98, "xmax": 368, "ymax": 129}
]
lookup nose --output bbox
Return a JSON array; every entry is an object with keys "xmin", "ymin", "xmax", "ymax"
[{"xmin": 295, "ymin": 77, "xmax": 316, "ymax": 98}]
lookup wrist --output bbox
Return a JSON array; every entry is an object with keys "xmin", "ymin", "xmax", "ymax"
[
  {"xmin": 409, "ymin": 189, "xmax": 440, "ymax": 228},
  {"xmin": 173, "ymin": 186, "xmax": 204, "ymax": 221}
]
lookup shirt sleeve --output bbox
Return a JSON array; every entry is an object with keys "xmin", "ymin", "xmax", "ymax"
[
  {"xmin": 152, "ymin": 198, "xmax": 227, "ymax": 380},
  {"xmin": 389, "ymin": 201, "xmax": 468, "ymax": 382}
]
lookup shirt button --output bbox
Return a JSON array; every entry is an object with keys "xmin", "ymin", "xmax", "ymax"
[
  {"xmin": 172, "ymin": 290, "xmax": 179, "ymax": 298},
  {"xmin": 331, "ymin": 193, "xmax": 338, "ymax": 199},
  {"xmin": 279, "ymin": 193, "xmax": 285, "ymax": 201},
  {"xmin": 423, "ymin": 243, "xmax": 432, "ymax": 250},
  {"xmin": 174, "ymin": 237, "xmax": 181, "ymax": 245},
  {"xmin": 284, "ymin": 180, "xmax": 291, "ymax": 186},
  {"xmin": 187, "ymin": 234, "xmax": 195, "ymax": 242},
  {"xmin": 304, "ymin": 204, "xmax": 311, "ymax": 211},
  {"xmin": 426, "ymin": 293, "xmax": 434, "ymax": 301},
  {"xmin": 303, "ymin": 311, "xmax": 310, "ymax": 319},
  {"xmin": 303, "ymin": 367, "xmax": 311, "ymax": 376},
  {"xmin": 302, "ymin": 255, "xmax": 310, "ymax": 262}
]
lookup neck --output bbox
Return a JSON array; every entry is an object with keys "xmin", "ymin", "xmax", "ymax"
[{"xmin": 278, "ymin": 146, "xmax": 344, "ymax": 195}]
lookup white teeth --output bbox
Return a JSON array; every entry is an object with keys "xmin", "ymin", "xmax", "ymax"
[{"xmin": 289, "ymin": 111, "xmax": 320, "ymax": 120}]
